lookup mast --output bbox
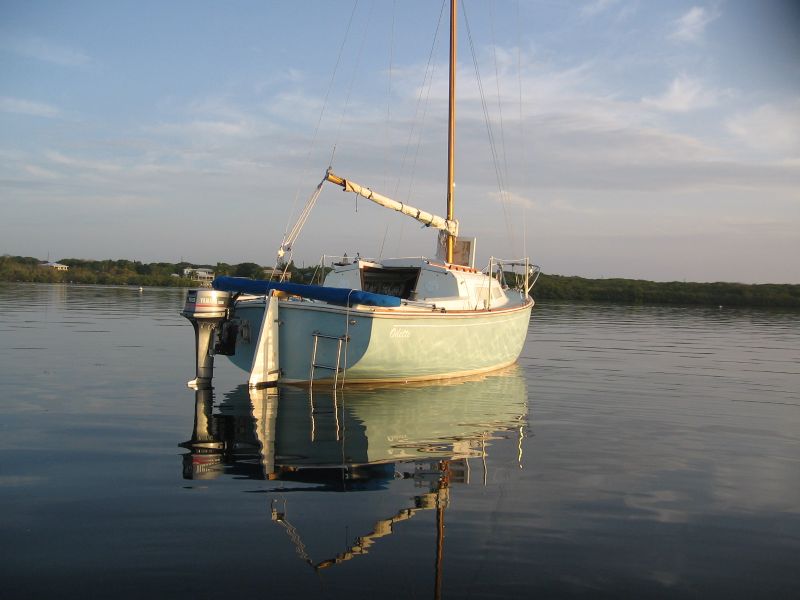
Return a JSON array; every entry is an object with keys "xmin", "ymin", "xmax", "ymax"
[
  {"xmin": 446, "ymin": 0, "xmax": 457, "ymax": 264},
  {"xmin": 322, "ymin": 2, "xmax": 461, "ymax": 259}
]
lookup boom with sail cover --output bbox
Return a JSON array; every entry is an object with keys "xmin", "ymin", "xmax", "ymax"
[{"xmin": 325, "ymin": 170, "xmax": 459, "ymax": 238}]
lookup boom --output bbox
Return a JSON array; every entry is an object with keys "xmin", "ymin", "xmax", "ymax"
[{"xmin": 325, "ymin": 169, "xmax": 459, "ymax": 237}]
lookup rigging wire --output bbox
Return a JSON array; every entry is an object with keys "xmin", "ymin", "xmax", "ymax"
[
  {"xmin": 403, "ymin": 18, "xmax": 444, "ymax": 205},
  {"xmin": 489, "ymin": 0, "xmax": 511, "ymax": 202},
  {"xmin": 275, "ymin": 173, "xmax": 328, "ymax": 280},
  {"xmin": 334, "ymin": 0, "xmax": 375, "ymax": 149},
  {"xmin": 392, "ymin": 0, "xmax": 447, "ymax": 199},
  {"xmin": 383, "ymin": 0, "xmax": 396, "ymax": 193},
  {"xmin": 378, "ymin": 0, "xmax": 396, "ymax": 258},
  {"xmin": 377, "ymin": 223, "xmax": 390, "ymax": 260},
  {"xmin": 489, "ymin": 0, "xmax": 517, "ymax": 257},
  {"xmin": 461, "ymin": 0, "xmax": 517, "ymax": 256},
  {"xmin": 390, "ymin": 0, "xmax": 447, "ymax": 255},
  {"xmin": 516, "ymin": 0, "xmax": 529, "ymax": 260},
  {"xmin": 280, "ymin": 0, "xmax": 360, "ymax": 258}
]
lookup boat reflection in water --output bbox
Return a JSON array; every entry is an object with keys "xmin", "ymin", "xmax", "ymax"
[{"xmin": 180, "ymin": 367, "xmax": 527, "ymax": 583}]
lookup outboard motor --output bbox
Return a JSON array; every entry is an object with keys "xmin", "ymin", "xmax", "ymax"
[{"xmin": 181, "ymin": 289, "xmax": 232, "ymax": 387}]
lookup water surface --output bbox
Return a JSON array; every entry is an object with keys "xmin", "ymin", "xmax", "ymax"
[{"xmin": 1, "ymin": 283, "xmax": 798, "ymax": 598}]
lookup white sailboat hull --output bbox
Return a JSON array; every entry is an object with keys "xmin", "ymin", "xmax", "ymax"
[{"xmin": 227, "ymin": 296, "xmax": 533, "ymax": 384}]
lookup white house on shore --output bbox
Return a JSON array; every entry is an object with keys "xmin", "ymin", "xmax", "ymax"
[
  {"xmin": 182, "ymin": 267, "xmax": 214, "ymax": 286},
  {"xmin": 40, "ymin": 261, "xmax": 69, "ymax": 271},
  {"xmin": 263, "ymin": 267, "xmax": 291, "ymax": 280}
]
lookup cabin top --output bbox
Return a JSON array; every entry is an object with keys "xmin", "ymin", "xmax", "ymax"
[{"xmin": 322, "ymin": 257, "xmax": 514, "ymax": 310}]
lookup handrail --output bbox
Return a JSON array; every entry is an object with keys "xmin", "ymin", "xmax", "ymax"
[{"xmin": 485, "ymin": 257, "xmax": 542, "ymax": 295}]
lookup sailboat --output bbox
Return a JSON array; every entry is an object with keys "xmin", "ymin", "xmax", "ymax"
[{"xmin": 182, "ymin": 0, "xmax": 539, "ymax": 386}]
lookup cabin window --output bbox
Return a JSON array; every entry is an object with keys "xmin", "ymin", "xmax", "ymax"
[
  {"xmin": 361, "ymin": 267, "xmax": 420, "ymax": 299},
  {"xmin": 475, "ymin": 285, "xmax": 490, "ymax": 303}
]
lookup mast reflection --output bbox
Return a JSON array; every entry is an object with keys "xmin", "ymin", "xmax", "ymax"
[{"xmin": 179, "ymin": 367, "xmax": 528, "ymax": 588}]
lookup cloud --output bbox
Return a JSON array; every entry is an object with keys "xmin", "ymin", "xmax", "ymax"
[
  {"xmin": 580, "ymin": 0, "xmax": 621, "ymax": 18},
  {"xmin": 720, "ymin": 216, "xmax": 788, "ymax": 230},
  {"xmin": 147, "ymin": 94, "xmax": 286, "ymax": 144},
  {"xmin": 7, "ymin": 36, "xmax": 90, "ymax": 67},
  {"xmin": 149, "ymin": 120, "xmax": 251, "ymax": 138},
  {"xmin": 489, "ymin": 190, "xmax": 537, "ymax": 209},
  {"xmin": 642, "ymin": 75, "xmax": 720, "ymax": 112},
  {"xmin": 0, "ymin": 96, "xmax": 61, "ymax": 118},
  {"xmin": 185, "ymin": 95, "xmax": 249, "ymax": 121},
  {"xmin": 549, "ymin": 198, "xmax": 602, "ymax": 215},
  {"xmin": 23, "ymin": 164, "xmax": 59, "ymax": 180},
  {"xmin": 45, "ymin": 150, "xmax": 122, "ymax": 172},
  {"xmin": 726, "ymin": 101, "xmax": 800, "ymax": 156},
  {"xmin": 669, "ymin": 5, "xmax": 721, "ymax": 43}
]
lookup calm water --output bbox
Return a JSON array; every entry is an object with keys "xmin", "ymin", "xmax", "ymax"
[{"xmin": 1, "ymin": 282, "xmax": 798, "ymax": 598}]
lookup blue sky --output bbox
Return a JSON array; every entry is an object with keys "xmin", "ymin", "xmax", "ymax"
[{"xmin": 1, "ymin": 0, "xmax": 798, "ymax": 283}]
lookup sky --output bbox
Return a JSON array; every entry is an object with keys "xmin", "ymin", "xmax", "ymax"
[{"xmin": 1, "ymin": 0, "xmax": 798, "ymax": 283}]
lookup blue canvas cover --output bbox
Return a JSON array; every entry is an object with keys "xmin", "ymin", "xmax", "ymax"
[{"xmin": 212, "ymin": 276, "xmax": 402, "ymax": 308}]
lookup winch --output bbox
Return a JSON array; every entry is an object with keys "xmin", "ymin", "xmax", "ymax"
[{"xmin": 181, "ymin": 289, "xmax": 232, "ymax": 387}]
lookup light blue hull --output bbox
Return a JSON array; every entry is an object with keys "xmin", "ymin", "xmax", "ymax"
[{"xmin": 227, "ymin": 297, "xmax": 533, "ymax": 384}]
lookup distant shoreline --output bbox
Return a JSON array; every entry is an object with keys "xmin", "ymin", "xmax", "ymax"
[
  {"xmin": 533, "ymin": 274, "xmax": 800, "ymax": 308},
  {"xmin": 2, "ymin": 255, "xmax": 798, "ymax": 308}
]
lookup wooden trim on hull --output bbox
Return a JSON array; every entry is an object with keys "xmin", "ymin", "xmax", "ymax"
[{"xmin": 234, "ymin": 296, "xmax": 534, "ymax": 320}]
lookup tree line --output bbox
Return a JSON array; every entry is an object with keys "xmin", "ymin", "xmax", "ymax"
[
  {"xmin": 0, "ymin": 255, "xmax": 326, "ymax": 287},
  {"xmin": 2, "ymin": 255, "xmax": 798, "ymax": 308},
  {"xmin": 532, "ymin": 274, "xmax": 800, "ymax": 308}
]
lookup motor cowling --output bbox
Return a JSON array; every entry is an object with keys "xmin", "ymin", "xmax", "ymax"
[
  {"xmin": 182, "ymin": 289, "xmax": 231, "ymax": 320},
  {"xmin": 181, "ymin": 289, "xmax": 232, "ymax": 387}
]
